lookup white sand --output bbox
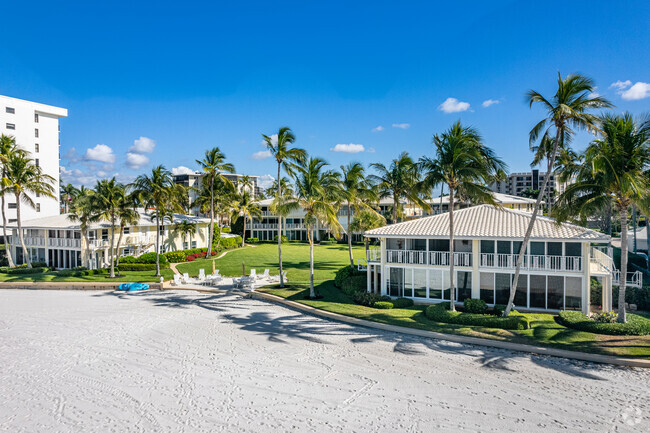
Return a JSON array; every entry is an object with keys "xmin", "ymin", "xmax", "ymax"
[{"xmin": 0, "ymin": 290, "xmax": 648, "ymax": 432}]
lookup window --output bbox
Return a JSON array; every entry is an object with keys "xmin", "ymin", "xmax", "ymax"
[
  {"xmin": 34, "ymin": 128, "xmax": 39, "ymax": 138},
  {"xmin": 565, "ymin": 277, "xmax": 582, "ymax": 311},
  {"xmin": 34, "ymin": 113, "xmax": 39, "ymax": 123},
  {"xmin": 529, "ymin": 275, "xmax": 546, "ymax": 309},
  {"xmin": 35, "ymin": 143, "xmax": 39, "ymax": 153},
  {"xmin": 414, "ymin": 269, "xmax": 427, "ymax": 298},
  {"xmin": 456, "ymin": 271, "xmax": 472, "ymax": 302},
  {"xmin": 8, "ymin": 203, "xmax": 17, "ymax": 209},
  {"xmin": 404, "ymin": 269, "xmax": 414, "ymax": 297},
  {"xmin": 5, "ymin": 107, "xmax": 15, "ymax": 114},
  {"xmin": 480, "ymin": 272, "xmax": 495, "ymax": 304},
  {"xmin": 8, "ymin": 219, "xmax": 16, "ymax": 223},
  {"xmin": 101, "ymin": 229, "xmax": 109, "ymax": 240},
  {"xmin": 514, "ymin": 274, "xmax": 527, "ymax": 307},
  {"xmin": 36, "ymin": 203, "xmax": 40, "ymax": 212},
  {"xmin": 6, "ymin": 123, "xmax": 15, "ymax": 130},
  {"xmin": 495, "ymin": 273, "xmax": 511, "ymax": 305},
  {"xmin": 547, "ymin": 276, "xmax": 564, "ymax": 309},
  {"xmin": 429, "ymin": 269, "xmax": 443, "ymax": 299},
  {"xmin": 35, "ymin": 159, "xmax": 39, "ymax": 167},
  {"xmin": 123, "ymin": 227, "xmax": 130, "ymax": 234},
  {"xmin": 191, "ymin": 241, "xmax": 197, "ymax": 248},
  {"xmin": 388, "ymin": 268, "xmax": 404, "ymax": 297}
]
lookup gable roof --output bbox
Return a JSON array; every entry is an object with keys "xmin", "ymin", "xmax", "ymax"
[
  {"xmin": 429, "ymin": 192, "xmax": 537, "ymax": 206},
  {"xmin": 364, "ymin": 204, "xmax": 609, "ymax": 241}
]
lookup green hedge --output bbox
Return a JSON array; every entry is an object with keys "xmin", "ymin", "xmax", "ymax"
[
  {"xmin": 120, "ymin": 252, "xmax": 168, "ymax": 265},
  {"xmin": 319, "ymin": 240, "xmax": 337, "ymax": 245},
  {"xmin": 340, "ymin": 275, "xmax": 367, "ymax": 297},
  {"xmin": 118, "ymin": 263, "xmax": 170, "ymax": 271},
  {"xmin": 464, "ymin": 298, "xmax": 488, "ymax": 314},
  {"xmin": 392, "ymin": 298, "xmax": 414, "ymax": 308},
  {"xmin": 7, "ymin": 267, "xmax": 47, "ymax": 275},
  {"xmin": 334, "ymin": 265, "xmax": 366, "ymax": 289},
  {"xmin": 558, "ymin": 311, "xmax": 650, "ymax": 336},
  {"xmin": 425, "ymin": 303, "xmax": 530, "ymax": 330},
  {"xmin": 164, "ymin": 251, "xmax": 187, "ymax": 263},
  {"xmin": 353, "ymin": 292, "xmax": 391, "ymax": 307},
  {"xmin": 247, "ymin": 237, "xmax": 260, "ymax": 244},
  {"xmin": 613, "ymin": 285, "xmax": 650, "ymax": 311},
  {"xmin": 220, "ymin": 236, "xmax": 242, "ymax": 249},
  {"xmin": 374, "ymin": 301, "xmax": 394, "ymax": 309}
]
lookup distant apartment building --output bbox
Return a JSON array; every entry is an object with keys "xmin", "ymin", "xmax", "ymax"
[
  {"xmin": 0, "ymin": 95, "xmax": 67, "ymax": 234},
  {"xmin": 173, "ymin": 171, "xmax": 259, "ymax": 216},
  {"xmin": 490, "ymin": 169, "xmax": 567, "ymax": 204}
]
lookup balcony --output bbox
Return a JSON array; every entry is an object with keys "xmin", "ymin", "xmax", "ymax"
[
  {"xmin": 479, "ymin": 253, "xmax": 582, "ymax": 272},
  {"xmin": 48, "ymin": 238, "xmax": 81, "ymax": 248},
  {"xmin": 385, "ymin": 249, "xmax": 472, "ymax": 267}
]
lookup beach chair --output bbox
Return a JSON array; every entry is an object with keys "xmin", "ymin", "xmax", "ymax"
[
  {"xmin": 261, "ymin": 269, "xmax": 270, "ymax": 279},
  {"xmin": 182, "ymin": 273, "xmax": 191, "ymax": 284},
  {"xmin": 282, "ymin": 271, "xmax": 288, "ymax": 282},
  {"xmin": 250, "ymin": 269, "xmax": 257, "ymax": 280},
  {"xmin": 173, "ymin": 274, "xmax": 181, "ymax": 286},
  {"xmin": 199, "ymin": 268, "xmax": 206, "ymax": 282}
]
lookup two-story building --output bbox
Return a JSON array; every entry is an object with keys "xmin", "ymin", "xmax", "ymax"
[{"xmin": 364, "ymin": 204, "xmax": 642, "ymax": 314}]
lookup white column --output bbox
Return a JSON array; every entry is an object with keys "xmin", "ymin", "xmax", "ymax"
[
  {"xmin": 367, "ymin": 264, "xmax": 371, "ymax": 293},
  {"xmin": 380, "ymin": 238, "xmax": 387, "ymax": 296},
  {"xmin": 582, "ymin": 241, "xmax": 590, "ymax": 315},
  {"xmin": 471, "ymin": 239, "xmax": 480, "ymax": 299}
]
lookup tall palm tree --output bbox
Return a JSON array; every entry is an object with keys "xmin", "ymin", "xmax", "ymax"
[
  {"xmin": 555, "ymin": 113, "xmax": 650, "ymax": 322},
  {"xmin": 504, "ymin": 73, "xmax": 612, "ymax": 317},
  {"xmin": 173, "ymin": 220, "xmax": 197, "ymax": 250},
  {"xmin": 231, "ymin": 190, "xmax": 262, "ymax": 247},
  {"xmin": 262, "ymin": 127, "xmax": 307, "ymax": 288},
  {"xmin": 419, "ymin": 121, "xmax": 507, "ymax": 311},
  {"xmin": 287, "ymin": 158, "xmax": 343, "ymax": 297},
  {"xmin": 340, "ymin": 162, "xmax": 378, "ymax": 267},
  {"xmin": 193, "ymin": 176, "xmax": 236, "ymax": 250},
  {"xmin": 196, "ymin": 148, "xmax": 235, "ymax": 257},
  {"xmin": 68, "ymin": 187, "xmax": 99, "ymax": 269},
  {"xmin": 0, "ymin": 134, "xmax": 22, "ymax": 267},
  {"xmin": 2, "ymin": 152, "xmax": 55, "ymax": 268},
  {"xmin": 131, "ymin": 166, "xmax": 184, "ymax": 277},
  {"xmin": 369, "ymin": 152, "xmax": 426, "ymax": 224},
  {"xmin": 94, "ymin": 179, "xmax": 125, "ymax": 278},
  {"xmin": 531, "ymin": 133, "xmax": 567, "ymax": 215},
  {"xmin": 114, "ymin": 193, "xmax": 140, "ymax": 273},
  {"xmin": 350, "ymin": 209, "xmax": 386, "ymax": 257},
  {"xmin": 268, "ymin": 177, "xmax": 294, "ymax": 244},
  {"xmin": 60, "ymin": 183, "xmax": 79, "ymax": 214}
]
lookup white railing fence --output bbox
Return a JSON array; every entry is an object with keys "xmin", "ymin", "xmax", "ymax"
[
  {"xmin": 479, "ymin": 253, "xmax": 582, "ymax": 272},
  {"xmin": 613, "ymin": 270, "xmax": 643, "ymax": 288}
]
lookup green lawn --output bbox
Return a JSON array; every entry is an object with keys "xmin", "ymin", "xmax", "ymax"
[
  {"xmin": 176, "ymin": 242, "xmax": 365, "ymax": 283},
  {"xmin": 0, "ymin": 269, "xmax": 175, "ymax": 283},
  {"xmin": 260, "ymin": 281, "xmax": 650, "ymax": 359}
]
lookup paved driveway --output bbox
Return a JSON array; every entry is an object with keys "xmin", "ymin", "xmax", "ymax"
[{"xmin": 0, "ymin": 289, "xmax": 648, "ymax": 432}]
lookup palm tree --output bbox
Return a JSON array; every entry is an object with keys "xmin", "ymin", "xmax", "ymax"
[
  {"xmin": 231, "ymin": 190, "xmax": 262, "ymax": 247},
  {"xmin": 196, "ymin": 148, "xmax": 235, "ymax": 257},
  {"xmin": 504, "ymin": 73, "xmax": 612, "ymax": 317},
  {"xmin": 2, "ymin": 152, "xmax": 55, "ymax": 268},
  {"xmin": 60, "ymin": 183, "xmax": 79, "ymax": 214},
  {"xmin": 287, "ymin": 158, "xmax": 343, "ymax": 297},
  {"xmin": 131, "ymin": 166, "xmax": 184, "ymax": 277},
  {"xmin": 555, "ymin": 113, "xmax": 650, "ymax": 322},
  {"xmin": 350, "ymin": 209, "xmax": 386, "ymax": 257},
  {"xmin": 369, "ymin": 152, "xmax": 426, "ymax": 224},
  {"xmin": 262, "ymin": 127, "xmax": 307, "ymax": 288},
  {"xmin": 173, "ymin": 220, "xmax": 197, "ymax": 250},
  {"xmin": 193, "ymin": 176, "xmax": 236, "ymax": 249},
  {"xmin": 68, "ymin": 187, "xmax": 99, "ymax": 269},
  {"xmin": 114, "ymin": 193, "xmax": 140, "ymax": 274},
  {"xmin": 419, "ymin": 121, "xmax": 507, "ymax": 311},
  {"xmin": 0, "ymin": 134, "xmax": 21, "ymax": 267},
  {"xmin": 340, "ymin": 162, "xmax": 378, "ymax": 267},
  {"xmin": 94, "ymin": 179, "xmax": 125, "ymax": 278}
]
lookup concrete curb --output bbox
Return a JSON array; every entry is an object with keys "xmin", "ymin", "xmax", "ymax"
[{"xmin": 250, "ymin": 290, "xmax": 650, "ymax": 369}]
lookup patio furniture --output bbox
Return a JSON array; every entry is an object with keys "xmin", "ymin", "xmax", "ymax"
[
  {"xmin": 261, "ymin": 269, "xmax": 270, "ymax": 279},
  {"xmin": 173, "ymin": 274, "xmax": 181, "ymax": 286},
  {"xmin": 250, "ymin": 269, "xmax": 257, "ymax": 280},
  {"xmin": 199, "ymin": 269, "xmax": 206, "ymax": 281}
]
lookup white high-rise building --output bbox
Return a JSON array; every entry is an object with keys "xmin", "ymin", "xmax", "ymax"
[{"xmin": 0, "ymin": 95, "xmax": 67, "ymax": 233}]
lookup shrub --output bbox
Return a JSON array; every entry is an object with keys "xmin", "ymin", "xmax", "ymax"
[
  {"xmin": 137, "ymin": 252, "xmax": 166, "ymax": 264},
  {"xmin": 274, "ymin": 235, "xmax": 289, "ymax": 243},
  {"xmin": 613, "ymin": 285, "xmax": 650, "ymax": 311},
  {"xmin": 334, "ymin": 265, "xmax": 365, "ymax": 288},
  {"xmin": 221, "ymin": 227, "xmax": 231, "ymax": 233},
  {"xmin": 590, "ymin": 311, "xmax": 618, "ymax": 323},
  {"xmin": 319, "ymin": 240, "xmax": 337, "ymax": 245},
  {"xmin": 558, "ymin": 311, "xmax": 650, "ymax": 336},
  {"xmin": 340, "ymin": 275, "xmax": 367, "ymax": 297},
  {"xmin": 119, "ymin": 255, "xmax": 137, "ymax": 264},
  {"xmin": 56, "ymin": 269, "xmax": 74, "ymax": 277},
  {"xmin": 247, "ymin": 237, "xmax": 260, "ymax": 244},
  {"xmin": 464, "ymin": 298, "xmax": 487, "ymax": 314},
  {"xmin": 7, "ymin": 267, "xmax": 47, "ymax": 275},
  {"xmin": 117, "ymin": 263, "xmax": 170, "ymax": 271},
  {"xmin": 220, "ymin": 236, "xmax": 242, "ymax": 249},
  {"xmin": 164, "ymin": 251, "xmax": 187, "ymax": 263},
  {"xmin": 379, "ymin": 295, "xmax": 392, "ymax": 302},
  {"xmin": 353, "ymin": 292, "xmax": 384, "ymax": 307},
  {"xmin": 31, "ymin": 261, "xmax": 48, "ymax": 268},
  {"xmin": 374, "ymin": 301, "xmax": 394, "ymax": 309},
  {"xmin": 425, "ymin": 303, "xmax": 530, "ymax": 330},
  {"xmin": 492, "ymin": 304, "xmax": 507, "ymax": 317},
  {"xmin": 392, "ymin": 298, "xmax": 415, "ymax": 309}
]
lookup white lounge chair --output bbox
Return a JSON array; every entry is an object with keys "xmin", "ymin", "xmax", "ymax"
[
  {"xmin": 182, "ymin": 273, "xmax": 191, "ymax": 284},
  {"xmin": 261, "ymin": 269, "xmax": 270, "ymax": 279},
  {"xmin": 199, "ymin": 268, "xmax": 206, "ymax": 281},
  {"xmin": 250, "ymin": 269, "xmax": 257, "ymax": 280},
  {"xmin": 173, "ymin": 274, "xmax": 181, "ymax": 286}
]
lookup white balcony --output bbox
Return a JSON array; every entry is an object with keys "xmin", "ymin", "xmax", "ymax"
[
  {"xmin": 479, "ymin": 253, "xmax": 582, "ymax": 272},
  {"xmin": 47, "ymin": 238, "xmax": 81, "ymax": 248},
  {"xmin": 613, "ymin": 270, "xmax": 643, "ymax": 288},
  {"xmin": 385, "ymin": 249, "xmax": 472, "ymax": 266}
]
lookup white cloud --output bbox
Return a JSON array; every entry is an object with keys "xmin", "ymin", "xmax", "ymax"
[
  {"xmin": 589, "ymin": 87, "xmax": 601, "ymax": 99},
  {"xmin": 257, "ymin": 174, "xmax": 275, "ymax": 189},
  {"xmin": 620, "ymin": 82, "xmax": 650, "ymax": 100},
  {"xmin": 251, "ymin": 150, "xmax": 272, "ymax": 160},
  {"xmin": 171, "ymin": 166, "xmax": 196, "ymax": 176},
  {"xmin": 371, "ymin": 125, "xmax": 384, "ymax": 132},
  {"xmin": 84, "ymin": 144, "xmax": 115, "ymax": 164},
  {"xmin": 129, "ymin": 136, "xmax": 156, "ymax": 154},
  {"xmin": 391, "ymin": 123, "xmax": 410, "ymax": 129},
  {"xmin": 330, "ymin": 143, "xmax": 365, "ymax": 153},
  {"xmin": 367, "ymin": 147, "xmax": 376, "ymax": 153},
  {"xmin": 260, "ymin": 134, "xmax": 278, "ymax": 146},
  {"xmin": 125, "ymin": 152, "xmax": 150, "ymax": 170},
  {"xmin": 438, "ymin": 97, "xmax": 471, "ymax": 113},
  {"xmin": 482, "ymin": 99, "xmax": 500, "ymax": 108},
  {"xmin": 610, "ymin": 80, "xmax": 632, "ymax": 90}
]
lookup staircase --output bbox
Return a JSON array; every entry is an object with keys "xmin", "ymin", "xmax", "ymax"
[{"xmin": 590, "ymin": 247, "xmax": 643, "ymax": 288}]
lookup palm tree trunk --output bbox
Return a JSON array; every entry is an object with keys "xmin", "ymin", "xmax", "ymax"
[
  {"xmin": 309, "ymin": 224, "xmax": 315, "ymax": 298},
  {"xmin": 208, "ymin": 176, "xmax": 214, "ymax": 256},
  {"xmin": 81, "ymin": 224, "xmax": 90, "ymax": 269},
  {"xmin": 277, "ymin": 162, "xmax": 284, "ymax": 288},
  {"xmin": 155, "ymin": 212, "xmax": 161, "ymax": 277},
  {"xmin": 505, "ymin": 127, "xmax": 562, "ymax": 316},
  {"xmin": 347, "ymin": 201, "xmax": 353, "ymax": 267},
  {"xmin": 546, "ymin": 160, "xmax": 552, "ymax": 215},
  {"xmin": 618, "ymin": 204, "xmax": 628, "ymax": 323},
  {"xmin": 109, "ymin": 213, "xmax": 116, "ymax": 278},
  {"xmin": 242, "ymin": 215, "xmax": 246, "ymax": 247},
  {"xmin": 1, "ymin": 193, "xmax": 15, "ymax": 267},
  {"xmin": 439, "ymin": 184, "xmax": 444, "ymax": 215},
  {"xmin": 393, "ymin": 197, "xmax": 398, "ymax": 223},
  {"xmin": 115, "ymin": 225, "xmax": 124, "ymax": 276},
  {"xmin": 448, "ymin": 185, "xmax": 456, "ymax": 311},
  {"xmin": 15, "ymin": 193, "xmax": 31, "ymax": 268}
]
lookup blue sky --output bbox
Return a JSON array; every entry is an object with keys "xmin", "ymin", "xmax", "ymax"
[{"xmin": 1, "ymin": 0, "xmax": 649, "ymax": 190}]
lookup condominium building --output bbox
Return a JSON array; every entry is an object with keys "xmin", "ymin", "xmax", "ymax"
[
  {"xmin": 173, "ymin": 172, "xmax": 259, "ymax": 216},
  {"xmin": 0, "ymin": 95, "xmax": 67, "ymax": 232},
  {"xmin": 490, "ymin": 169, "xmax": 567, "ymax": 203}
]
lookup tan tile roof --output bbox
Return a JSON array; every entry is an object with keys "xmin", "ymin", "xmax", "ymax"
[{"xmin": 364, "ymin": 204, "xmax": 609, "ymax": 241}]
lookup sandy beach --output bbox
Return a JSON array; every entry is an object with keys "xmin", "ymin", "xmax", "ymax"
[{"xmin": 0, "ymin": 289, "xmax": 648, "ymax": 432}]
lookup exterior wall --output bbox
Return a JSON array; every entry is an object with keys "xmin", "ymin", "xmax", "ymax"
[
  {"xmin": 489, "ymin": 170, "xmax": 566, "ymax": 203},
  {"xmin": 0, "ymin": 95, "xmax": 66, "ymax": 229}
]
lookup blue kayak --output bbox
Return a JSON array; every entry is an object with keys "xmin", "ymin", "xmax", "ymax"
[{"xmin": 118, "ymin": 282, "xmax": 150, "ymax": 292}]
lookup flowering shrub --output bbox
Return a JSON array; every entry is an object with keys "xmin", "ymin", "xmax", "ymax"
[{"xmin": 590, "ymin": 311, "xmax": 618, "ymax": 323}]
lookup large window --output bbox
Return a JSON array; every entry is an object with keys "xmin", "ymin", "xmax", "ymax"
[
  {"xmin": 480, "ymin": 272, "xmax": 494, "ymax": 304},
  {"xmin": 456, "ymin": 271, "xmax": 472, "ymax": 302},
  {"xmin": 429, "ymin": 269, "xmax": 443, "ymax": 299},
  {"xmin": 565, "ymin": 277, "xmax": 582, "ymax": 310},
  {"xmin": 414, "ymin": 269, "xmax": 427, "ymax": 298},
  {"xmin": 389, "ymin": 268, "xmax": 404, "ymax": 297},
  {"xmin": 404, "ymin": 268, "xmax": 414, "ymax": 297},
  {"xmin": 547, "ymin": 276, "xmax": 564, "ymax": 309},
  {"xmin": 495, "ymin": 273, "xmax": 511, "ymax": 305},
  {"xmin": 529, "ymin": 275, "xmax": 546, "ymax": 309},
  {"xmin": 514, "ymin": 274, "xmax": 527, "ymax": 306}
]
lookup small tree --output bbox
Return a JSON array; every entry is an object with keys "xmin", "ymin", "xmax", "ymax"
[
  {"xmin": 173, "ymin": 220, "xmax": 197, "ymax": 250},
  {"xmin": 114, "ymin": 193, "xmax": 140, "ymax": 273},
  {"xmin": 231, "ymin": 190, "xmax": 262, "ymax": 247},
  {"xmin": 68, "ymin": 187, "xmax": 100, "ymax": 269},
  {"xmin": 94, "ymin": 178, "xmax": 125, "ymax": 278}
]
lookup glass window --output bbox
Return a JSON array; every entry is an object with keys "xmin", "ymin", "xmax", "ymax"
[
  {"xmin": 547, "ymin": 242, "xmax": 562, "ymax": 256},
  {"xmin": 480, "ymin": 272, "xmax": 494, "ymax": 304},
  {"xmin": 404, "ymin": 269, "xmax": 414, "ymax": 298},
  {"xmin": 495, "ymin": 273, "xmax": 511, "ymax": 305},
  {"xmin": 6, "ymin": 107, "xmax": 15, "ymax": 114},
  {"xmin": 513, "ymin": 274, "xmax": 527, "ymax": 308},
  {"xmin": 480, "ymin": 240, "xmax": 495, "ymax": 254},
  {"xmin": 565, "ymin": 277, "xmax": 582, "ymax": 311},
  {"xmin": 35, "ymin": 128, "xmax": 39, "ymax": 137},
  {"xmin": 6, "ymin": 123, "xmax": 15, "ymax": 130},
  {"xmin": 442, "ymin": 270, "xmax": 451, "ymax": 300},
  {"xmin": 35, "ymin": 143, "xmax": 39, "ymax": 153},
  {"xmin": 34, "ymin": 113, "xmax": 39, "ymax": 123},
  {"xmin": 497, "ymin": 241, "xmax": 511, "ymax": 254},
  {"xmin": 123, "ymin": 227, "xmax": 130, "ymax": 234},
  {"xmin": 429, "ymin": 239, "xmax": 449, "ymax": 252},
  {"xmin": 389, "ymin": 268, "xmax": 403, "ymax": 297},
  {"xmin": 456, "ymin": 271, "xmax": 472, "ymax": 302},
  {"xmin": 565, "ymin": 242, "xmax": 582, "ymax": 257},
  {"xmin": 529, "ymin": 275, "xmax": 546, "ymax": 308},
  {"xmin": 547, "ymin": 276, "xmax": 564, "ymax": 309},
  {"xmin": 410, "ymin": 239, "xmax": 427, "ymax": 251},
  {"xmin": 414, "ymin": 269, "xmax": 427, "ymax": 298},
  {"xmin": 429, "ymin": 270, "xmax": 442, "ymax": 299},
  {"xmin": 102, "ymin": 229, "xmax": 109, "ymax": 240},
  {"xmin": 530, "ymin": 241, "xmax": 545, "ymax": 256},
  {"xmin": 513, "ymin": 241, "xmax": 525, "ymax": 256},
  {"xmin": 454, "ymin": 239, "xmax": 472, "ymax": 253}
]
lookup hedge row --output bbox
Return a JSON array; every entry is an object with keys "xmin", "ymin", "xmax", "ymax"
[
  {"xmin": 6, "ymin": 267, "xmax": 48, "ymax": 275},
  {"xmin": 425, "ymin": 302, "xmax": 530, "ymax": 330},
  {"xmin": 334, "ymin": 265, "xmax": 366, "ymax": 289},
  {"xmin": 557, "ymin": 311, "xmax": 650, "ymax": 336},
  {"xmin": 120, "ymin": 252, "xmax": 167, "ymax": 265},
  {"xmin": 117, "ymin": 263, "xmax": 170, "ymax": 271}
]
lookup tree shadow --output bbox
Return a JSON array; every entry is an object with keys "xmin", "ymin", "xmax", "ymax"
[{"xmin": 91, "ymin": 290, "xmax": 248, "ymax": 313}]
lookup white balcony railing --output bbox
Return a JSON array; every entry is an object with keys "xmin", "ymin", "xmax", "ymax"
[
  {"xmin": 367, "ymin": 247, "xmax": 381, "ymax": 262},
  {"xmin": 590, "ymin": 247, "xmax": 614, "ymax": 272},
  {"xmin": 613, "ymin": 270, "xmax": 643, "ymax": 288},
  {"xmin": 47, "ymin": 238, "xmax": 81, "ymax": 248},
  {"xmin": 387, "ymin": 249, "xmax": 428, "ymax": 265},
  {"xmin": 479, "ymin": 253, "xmax": 582, "ymax": 272},
  {"xmin": 385, "ymin": 250, "xmax": 472, "ymax": 266}
]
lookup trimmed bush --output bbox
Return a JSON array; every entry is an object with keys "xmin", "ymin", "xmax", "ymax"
[
  {"xmin": 492, "ymin": 304, "xmax": 507, "ymax": 317},
  {"xmin": 353, "ymin": 292, "xmax": 384, "ymax": 307},
  {"xmin": 7, "ymin": 267, "xmax": 47, "ymax": 275},
  {"xmin": 340, "ymin": 275, "xmax": 367, "ymax": 297},
  {"xmin": 274, "ymin": 235, "xmax": 289, "ymax": 243},
  {"xmin": 247, "ymin": 237, "xmax": 260, "ymax": 244},
  {"xmin": 425, "ymin": 303, "xmax": 530, "ymax": 330},
  {"xmin": 464, "ymin": 298, "xmax": 487, "ymax": 314},
  {"xmin": 31, "ymin": 261, "xmax": 48, "ymax": 268},
  {"xmin": 319, "ymin": 240, "xmax": 337, "ymax": 245},
  {"xmin": 221, "ymin": 227, "xmax": 231, "ymax": 233},
  {"xmin": 374, "ymin": 301, "xmax": 394, "ymax": 309},
  {"xmin": 119, "ymin": 255, "xmax": 137, "ymax": 264},
  {"xmin": 138, "ymin": 252, "xmax": 166, "ymax": 264},
  {"xmin": 379, "ymin": 295, "xmax": 392, "ymax": 302},
  {"xmin": 392, "ymin": 298, "xmax": 415, "ymax": 309},
  {"xmin": 164, "ymin": 251, "xmax": 187, "ymax": 263},
  {"xmin": 613, "ymin": 285, "xmax": 650, "ymax": 312},
  {"xmin": 118, "ymin": 263, "xmax": 170, "ymax": 271},
  {"xmin": 334, "ymin": 265, "xmax": 366, "ymax": 288},
  {"xmin": 558, "ymin": 311, "xmax": 650, "ymax": 336},
  {"xmin": 220, "ymin": 236, "xmax": 242, "ymax": 249}
]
